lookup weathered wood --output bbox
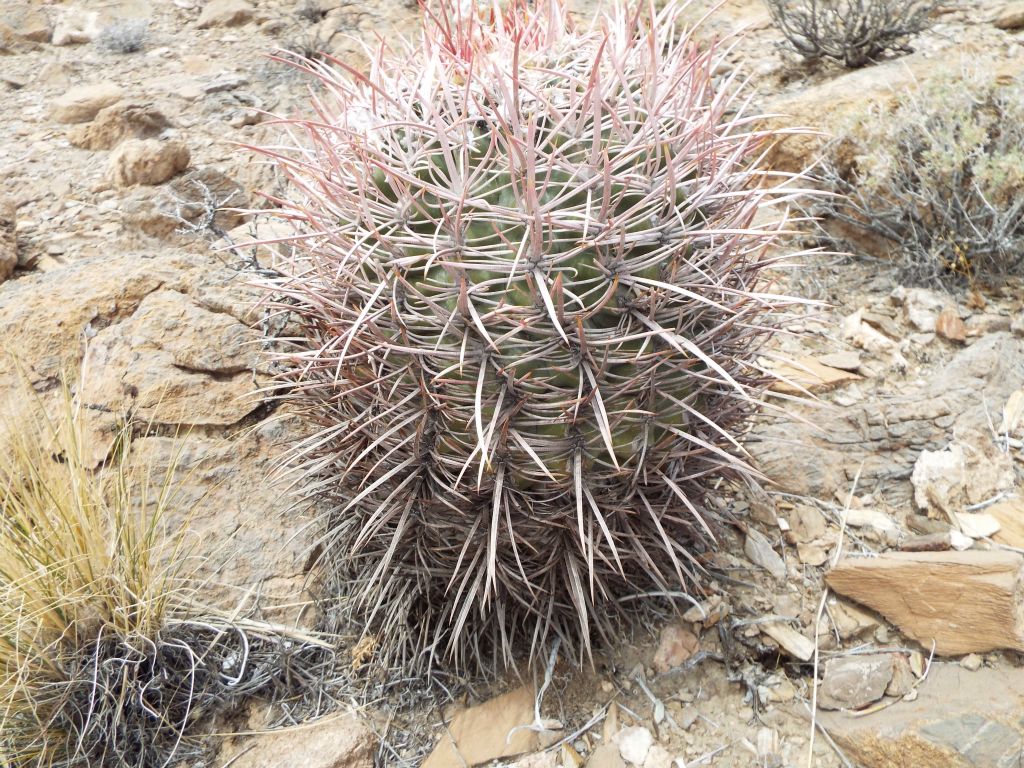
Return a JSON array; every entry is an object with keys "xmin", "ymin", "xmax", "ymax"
[{"xmin": 825, "ymin": 551, "xmax": 1024, "ymax": 655}]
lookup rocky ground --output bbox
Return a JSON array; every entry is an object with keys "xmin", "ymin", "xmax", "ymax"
[{"xmin": 2, "ymin": 1, "xmax": 1024, "ymax": 767}]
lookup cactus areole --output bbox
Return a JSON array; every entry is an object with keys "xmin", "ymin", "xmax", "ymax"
[{"xmin": 258, "ymin": 0, "xmax": 807, "ymax": 673}]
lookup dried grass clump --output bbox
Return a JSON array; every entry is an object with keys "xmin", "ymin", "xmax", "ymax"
[
  {"xmin": 765, "ymin": 0, "xmax": 937, "ymax": 67},
  {"xmin": 255, "ymin": 0, "xmax": 813, "ymax": 675},
  {"xmin": 0, "ymin": 380, "xmax": 332, "ymax": 768},
  {"xmin": 816, "ymin": 71, "xmax": 1024, "ymax": 286}
]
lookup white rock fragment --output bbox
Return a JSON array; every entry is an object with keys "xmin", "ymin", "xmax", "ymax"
[
  {"xmin": 912, "ymin": 444, "xmax": 967, "ymax": 517},
  {"xmin": 615, "ymin": 726, "xmax": 653, "ymax": 767}
]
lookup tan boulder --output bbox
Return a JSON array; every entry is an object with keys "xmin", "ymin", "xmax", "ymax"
[
  {"xmin": 196, "ymin": 0, "xmax": 254, "ymax": 29},
  {"xmin": 68, "ymin": 102, "xmax": 171, "ymax": 151},
  {"xmin": 51, "ymin": 82, "xmax": 124, "ymax": 124},
  {"xmin": 0, "ymin": 3, "xmax": 51, "ymax": 43},
  {"xmin": 106, "ymin": 139, "xmax": 190, "ymax": 187}
]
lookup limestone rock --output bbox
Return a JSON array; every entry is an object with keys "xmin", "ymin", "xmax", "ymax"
[
  {"xmin": 995, "ymin": 1, "xmax": 1024, "ymax": 29},
  {"xmin": 935, "ymin": 307, "xmax": 967, "ymax": 343},
  {"xmin": 586, "ymin": 744, "xmax": 626, "ymax": 768},
  {"xmin": 0, "ymin": 3, "xmax": 52, "ymax": 43},
  {"xmin": 912, "ymin": 444, "xmax": 967, "ymax": 517},
  {"xmin": 614, "ymin": 727, "xmax": 653, "ymax": 766},
  {"xmin": 51, "ymin": 6, "xmax": 102, "ymax": 45},
  {"xmin": 197, "ymin": 0, "xmax": 254, "ymax": 28},
  {"xmin": 748, "ymin": 334, "xmax": 1024, "ymax": 504},
  {"xmin": 124, "ymin": 167, "xmax": 249, "ymax": 237},
  {"xmin": 51, "ymin": 82, "xmax": 123, "ymax": 123},
  {"xmin": 818, "ymin": 654, "xmax": 893, "ymax": 711},
  {"xmin": 0, "ymin": 250, "xmax": 308, "ymax": 615},
  {"xmin": 106, "ymin": 139, "xmax": 189, "ymax": 187},
  {"xmin": 423, "ymin": 686, "xmax": 549, "ymax": 768},
  {"xmin": 68, "ymin": 102, "xmax": 171, "ymax": 150},
  {"xmin": 217, "ymin": 713, "xmax": 375, "ymax": 768},
  {"xmin": 652, "ymin": 624, "xmax": 699, "ymax": 674},
  {"xmin": 744, "ymin": 528, "xmax": 786, "ymax": 581},
  {"xmin": 826, "ymin": 551, "xmax": 1024, "ymax": 655},
  {"xmin": 78, "ymin": 288, "xmax": 265, "ymax": 462},
  {"xmin": 0, "ymin": 197, "xmax": 16, "ymax": 282},
  {"xmin": 817, "ymin": 663, "xmax": 1024, "ymax": 767}
]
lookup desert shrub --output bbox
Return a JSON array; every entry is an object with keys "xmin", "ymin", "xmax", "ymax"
[
  {"xmin": 765, "ymin": 0, "xmax": 938, "ymax": 67},
  {"xmin": 0, "ymin": 380, "xmax": 332, "ymax": 767},
  {"xmin": 256, "ymin": 0, "xmax": 811, "ymax": 675},
  {"xmin": 95, "ymin": 19, "xmax": 149, "ymax": 54},
  {"xmin": 816, "ymin": 72, "xmax": 1024, "ymax": 286}
]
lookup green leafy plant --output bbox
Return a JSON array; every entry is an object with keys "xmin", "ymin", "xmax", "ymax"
[
  {"xmin": 256, "ymin": 0, "xmax": 812, "ymax": 674},
  {"xmin": 765, "ymin": 0, "xmax": 937, "ymax": 67},
  {"xmin": 816, "ymin": 71, "xmax": 1024, "ymax": 286},
  {"xmin": 0, "ymin": 377, "xmax": 332, "ymax": 767}
]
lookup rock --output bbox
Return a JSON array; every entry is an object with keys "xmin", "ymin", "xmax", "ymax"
[
  {"xmin": 511, "ymin": 753, "xmax": 559, "ymax": 768},
  {"xmin": 51, "ymin": 6, "xmax": 101, "ymax": 45},
  {"xmin": 68, "ymin": 102, "xmax": 171, "ymax": 150},
  {"xmin": 996, "ymin": 1, "xmax": 1024, "ymax": 29},
  {"xmin": 818, "ymin": 654, "xmax": 893, "ymax": 711},
  {"xmin": 761, "ymin": 622, "xmax": 815, "ymax": 662},
  {"xmin": 826, "ymin": 551, "xmax": 1024, "ymax": 655},
  {"xmin": 641, "ymin": 745, "xmax": 673, "ymax": 768},
  {"xmin": 0, "ymin": 3, "xmax": 51, "ymax": 43},
  {"xmin": 841, "ymin": 309, "xmax": 905, "ymax": 364},
  {"xmin": 960, "ymin": 653, "xmax": 983, "ymax": 672},
  {"xmin": 196, "ymin": 0, "xmax": 255, "ymax": 28},
  {"xmin": 905, "ymin": 536, "xmax": 958, "ymax": 552},
  {"xmin": 750, "ymin": 334, "xmax": 1024, "ymax": 504},
  {"xmin": 423, "ymin": 686, "xmax": 549, "ymax": 768},
  {"xmin": 761, "ymin": 675, "xmax": 797, "ymax": 703},
  {"xmin": 845, "ymin": 508, "xmax": 900, "ymax": 536},
  {"xmin": 106, "ymin": 139, "xmax": 190, "ymax": 187},
  {"xmin": 769, "ymin": 355, "xmax": 862, "ymax": 394},
  {"xmin": 0, "ymin": 197, "xmax": 15, "ymax": 282},
  {"xmin": 966, "ymin": 313, "xmax": 1012, "ymax": 337},
  {"xmin": 1001, "ymin": 389, "xmax": 1024, "ymax": 436},
  {"xmin": 77, "ymin": 288, "xmax": 265, "ymax": 462},
  {"xmin": 125, "ymin": 167, "xmax": 249, "ymax": 237},
  {"xmin": 989, "ymin": 498, "xmax": 1024, "ymax": 548},
  {"xmin": 201, "ymin": 71, "xmax": 250, "ymax": 93},
  {"xmin": 51, "ymin": 82, "xmax": 124, "ymax": 124},
  {"xmin": 893, "ymin": 287, "xmax": 944, "ymax": 333},
  {"xmin": 744, "ymin": 528, "xmax": 786, "ymax": 581},
  {"xmin": 652, "ymin": 624, "xmax": 699, "ymax": 674},
  {"xmin": 817, "ymin": 663, "xmax": 1024, "ymax": 768},
  {"xmin": 886, "ymin": 654, "xmax": 916, "ymax": 697},
  {"xmin": 681, "ymin": 595, "xmax": 728, "ymax": 626},
  {"xmin": 0, "ymin": 250, "xmax": 307, "ymax": 613},
  {"xmin": 828, "ymin": 599, "xmax": 880, "ymax": 641},
  {"xmin": 911, "ymin": 444, "xmax": 966, "ymax": 518},
  {"xmin": 614, "ymin": 727, "xmax": 653, "ymax": 766},
  {"xmin": 955, "ymin": 512, "xmax": 1001, "ymax": 539},
  {"xmin": 586, "ymin": 745, "xmax": 625, "ymax": 768},
  {"xmin": 935, "ymin": 307, "xmax": 967, "ymax": 343},
  {"xmin": 816, "ymin": 351, "xmax": 862, "ymax": 372},
  {"xmin": 1012, "ymin": 312, "xmax": 1024, "ymax": 337},
  {"xmin": 217, "ymin": 713, "xmax": 375, "ymax": 768}
]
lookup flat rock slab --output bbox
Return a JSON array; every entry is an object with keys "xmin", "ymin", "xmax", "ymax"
[
  {"xmin": 423, "ymin": 686, "xmax": 550, "ymax": 768},
  {"xmin": 749, "ymin": 334, "xmax": 1024, "ymax": 504},
  {"xmin": 814, "ymin": 663, "xmax": 1024, "ymax": 768},
  {"xmin": 826, "ymin": 551, "xmax": 1024, "ymax": 655}
]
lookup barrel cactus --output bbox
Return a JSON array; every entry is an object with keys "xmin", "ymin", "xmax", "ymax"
[{"xmin": 258, "ymin": 0, "xmax": 807, "ymax": 673}]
